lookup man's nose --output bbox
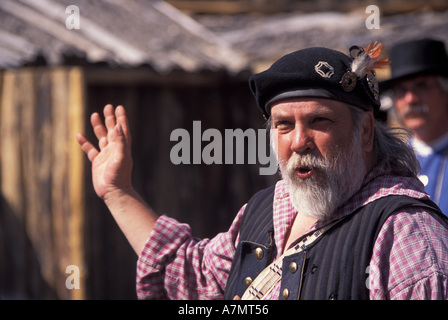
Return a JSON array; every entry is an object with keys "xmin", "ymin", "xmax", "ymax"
[{"xmin": 291, "ymin": 126, "xmax": 314, "ymax": 154}]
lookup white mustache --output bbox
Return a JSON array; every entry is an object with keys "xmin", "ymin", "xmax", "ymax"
[
  {"xmin": 286, "ymin": 153, "xmax": 328, "ymax": 172},
  {"xmin": 402, "ymin": 104, "xmax": 429, "ymax": 117}
]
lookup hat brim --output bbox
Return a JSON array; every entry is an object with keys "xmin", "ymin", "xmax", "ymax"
[
  {"xmin": 266, "ymin": 87, "xmax": 374, "ymax": 113},
  {"xmin": 380, "ymin": 66, "xmax": 448, "ymax": 90}
]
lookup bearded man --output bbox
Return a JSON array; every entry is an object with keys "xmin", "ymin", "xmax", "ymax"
[{"xmin": 77, "ymin": 44, "xmax": 448, "ymax": 300}]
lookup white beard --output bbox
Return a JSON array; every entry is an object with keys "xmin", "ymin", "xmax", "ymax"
[{"xmin": 278, "ymin": 133, "xmax": 366, "ymax": 220}]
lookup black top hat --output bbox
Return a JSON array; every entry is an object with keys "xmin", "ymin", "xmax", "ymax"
[{"xmin": 382, "ymin": 38, "xmax": 448, "ymax": 87}]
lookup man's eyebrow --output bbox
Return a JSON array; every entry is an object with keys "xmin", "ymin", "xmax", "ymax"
[
  {"xmin": 308, "ymin": 108, "xmax": 331, "ymax": 115},
  {"xmin": 306, "ymin": 107, "xmax": 338, "ymax": 118},
  {"xmin": 270, "ymin": 113, "xmax": 291, "ymax": 121}
]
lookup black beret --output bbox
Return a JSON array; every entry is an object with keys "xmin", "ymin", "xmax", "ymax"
[{"xmin": 249, "ymin": 47, "xmax": 382, "ymax": 119}]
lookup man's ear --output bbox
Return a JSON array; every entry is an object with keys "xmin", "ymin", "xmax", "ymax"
[{"xmin": 362, "ymin": 112, "xmax": 375, "ymax": 153}]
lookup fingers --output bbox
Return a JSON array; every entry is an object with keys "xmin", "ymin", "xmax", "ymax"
[
  {"xmin": 114, "ymin": 105, "xmax": 132, "ymax": 146},
  {"xmin": 90, "ymin": 104, "xmax": 131, "ymax": 149},
  {"xmin": 76, "ymin": 133, "xmax": 99, "ymax": 162},
  {"xmin": 104, "ymin": 104, "xmax": 116, "ymax": 133},
  {"xmin": 78, "ymin": 104, "xmax": 131, "ymax": 159},
  {"xmin": 91, "ymin": 112, "xmax": 108, "ymax": 150}
]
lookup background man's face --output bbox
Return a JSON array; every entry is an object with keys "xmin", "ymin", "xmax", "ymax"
[{"xmin": 393, "ymin": 75, "xmax": 448, "ymax": 141}]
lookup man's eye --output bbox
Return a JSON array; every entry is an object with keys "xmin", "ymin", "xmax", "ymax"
[
  {"xmin": 394, "ymin": 88, "xmax": 406, "ymax": 98},
  {"xmin": 274, "ymin": 121, "xmax": 291, "ymax": 129},
  {"xmin": 417, "ymin": 82, "xmax": 430, "ymax": 90}
]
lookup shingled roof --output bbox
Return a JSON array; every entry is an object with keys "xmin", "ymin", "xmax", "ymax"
[
  {"xmin": 0, "ymin": 0, "xmax": 248, "ymax": 73},
  {"xmin": 196, "ymin": 9, "xmax": 448, "ymax": 70}
]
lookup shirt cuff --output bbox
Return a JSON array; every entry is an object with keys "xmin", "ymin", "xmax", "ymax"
[
  {"xmin": 138, "ymin": 215, "xmax": 192, "ymax": 269},
  {"xmin": 136, "ymin": 215, "xmax": 192, "ymax": 299}
]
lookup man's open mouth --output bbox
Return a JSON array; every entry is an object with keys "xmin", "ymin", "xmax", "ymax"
[{"xmin": 296, "ymin": 166, "xmax": 314, "ymax": 179}]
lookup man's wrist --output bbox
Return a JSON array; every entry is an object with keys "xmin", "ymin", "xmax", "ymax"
[{"xmin": 103, "ymin": 185, "xmax": 138, "ymax": 208}]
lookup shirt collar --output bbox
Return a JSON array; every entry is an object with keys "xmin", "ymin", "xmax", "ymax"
[{"xmin": 411, "ymin": 131, "xmax": 448, "ymax": 156}]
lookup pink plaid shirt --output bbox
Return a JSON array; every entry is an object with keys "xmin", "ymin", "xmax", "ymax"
[{"xmin": 136, "ymin": 165, "xmax": 448, "ymax": 300}]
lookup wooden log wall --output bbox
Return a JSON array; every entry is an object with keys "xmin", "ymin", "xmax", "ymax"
[{"xmin": 0, "ymin": 67, "xmax": 85, "ymax": 299}]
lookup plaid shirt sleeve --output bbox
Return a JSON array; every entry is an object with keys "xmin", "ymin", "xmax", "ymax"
[
  {"xmin": 136, "ymin": 205, "xmax": 245, "ymax": 300},
  {"xmin": 369, "ymin": 207, "xmax": 448, "ymax": 300}
]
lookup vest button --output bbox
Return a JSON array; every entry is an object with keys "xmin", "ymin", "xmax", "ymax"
[
  {"xmin": 244, "ymin": 277, "xmax": 253, "ymax": 287},
  {"xmin": 282, "ymin": 288, "xmax": 290, "ymax": 300},
  {"xmin": 254, "ymin": 247, "xmax": 264, "ymax": 260},
  {"xmin": 289, "ymin": 262, "xmax": 298, "ymax": 274}
]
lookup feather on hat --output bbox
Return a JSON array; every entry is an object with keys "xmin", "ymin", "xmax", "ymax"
[{"xmin": 350, "ymin": 41, "xmax": 390, "ymax": 78}]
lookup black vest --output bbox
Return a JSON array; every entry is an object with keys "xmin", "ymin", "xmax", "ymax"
[{"xmin": 223, "ymin": 185, "xmax": 445, "ymax": 300}]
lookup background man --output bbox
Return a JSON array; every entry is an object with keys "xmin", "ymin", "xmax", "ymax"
[{"xmin": 385, "ymin": 38, "xmax": 448, "ymax": 214}]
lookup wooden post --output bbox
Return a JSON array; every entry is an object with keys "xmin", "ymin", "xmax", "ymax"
[
  {"xmin": 0, "ymin": 71, "xmax": 23, "ymax": 224},
  {"xmin": 67, "ymin": 67, "xmax": 86, "ymax": 300},
  {"xmin": 50, "ymin": 67, "xmax": 86, "ymax": 299}
]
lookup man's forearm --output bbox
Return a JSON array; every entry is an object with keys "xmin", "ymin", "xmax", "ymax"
[{"xmin": 104, "ymin": 187, "xmax": 158, "ymax": 255}]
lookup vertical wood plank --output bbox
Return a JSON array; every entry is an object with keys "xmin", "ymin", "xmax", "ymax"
[
  {"xmin": 34, "ymin": 68, "xmax": 56, "ymax": 295},
  {"xmin": 67, "ymin": 67, "xmax": 86, "ymax": 300},
  {"xmin": 18, "ymin": 68, "xmax": 56, "ymax": 293},
  {"xmin": 0, "ymin": 71, "xmax": 22, "ymax": 219},
  {"xmin": 50, "ymin": 67, "xmax": 71, "ymax": 299},
  {"xmin": 0, "ymin": 70, "xmax": 28, "ymax": 296}
]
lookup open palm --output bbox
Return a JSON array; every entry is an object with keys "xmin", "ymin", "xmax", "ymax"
[{"xmin": 77, "ymin": 104, "xmax": 133, "ymax": 200}]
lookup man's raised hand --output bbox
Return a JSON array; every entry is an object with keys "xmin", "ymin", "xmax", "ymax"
[{"xmin": 76, "ymin": 104, "xmax": 133, "ymax": 200}]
